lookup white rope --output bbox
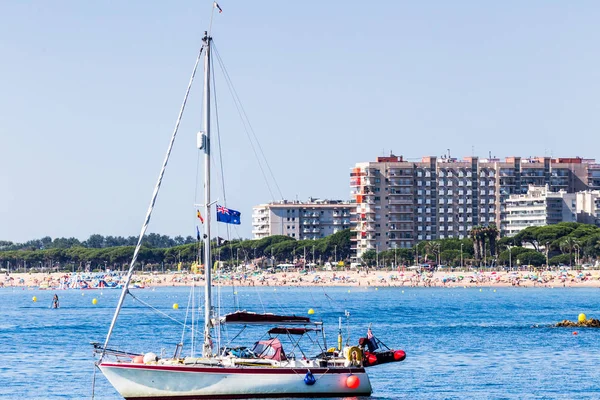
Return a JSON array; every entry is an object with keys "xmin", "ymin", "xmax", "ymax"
[
  {"xmin": 99, "ymin": 45, "xmax": 204, "ymax": 362},
  {"xmin": 128, "ymin": 292, "xmax": 202, "ymax": 337},
  {"xmin": 181, "ymin": 284, "xmax": 194, "ymax": 345},
  {"xmin": 213, "ymin": 43, "xmax": 284, "ymax": 201}
]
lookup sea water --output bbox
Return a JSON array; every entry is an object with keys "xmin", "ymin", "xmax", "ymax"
[{"xmin": 1, "ymin": 285, "xmax": 600, "ymax": 399}]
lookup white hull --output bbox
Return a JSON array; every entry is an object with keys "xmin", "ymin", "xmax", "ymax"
[{"xmin": 99, "ymin": 362, "xmax": 372, "ymax": 399}]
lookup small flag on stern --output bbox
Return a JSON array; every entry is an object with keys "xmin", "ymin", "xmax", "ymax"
[
  {"xmin": 197, "ymin": 210, "xmax": 204, "ymax": 224},
  {"xmin": 214, "ymin": 2, "xmax": 222, "ymax": 13},
  {"xmin": 216, "ymin": 204, "xmax": 241, "ymax": 225}
]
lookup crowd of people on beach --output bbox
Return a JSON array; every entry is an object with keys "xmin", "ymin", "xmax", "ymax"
[{"xmin": 2, "ymin": 266, "xmax": 599, "ymax": 290}]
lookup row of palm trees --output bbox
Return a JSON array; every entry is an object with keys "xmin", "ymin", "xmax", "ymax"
[
  {"xmin": 557, "ymin": 236, "xmax": 582, "ymax": 267},
  {"xmin": 469, "ymin": 225, "xmax": 499, "ymax": 262},
  {"xmin": 468, "ymin": 225, "xmax": 586, "ymax": 267}
]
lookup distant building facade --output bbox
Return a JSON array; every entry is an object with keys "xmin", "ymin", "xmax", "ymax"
[
  {"xmin": 351, "ymin": 155, "xmax": 600, "ymax": 259},
  {"xmin": 576, "ymin": 191, "xmax": 600, "ymax": 227},
  {"xmin": 502, "ymin": 185, "xmax": 577, "ymax": 237},
  {"xmin": 252, "ymin": 199, "xmax": 354, "ymax": 240}
]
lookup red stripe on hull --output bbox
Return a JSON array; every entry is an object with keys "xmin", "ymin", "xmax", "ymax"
[
  {"xmin": 101, "ymin": 363, "xmax": 365, "ymax": 375},
  {"xmin": 125, "ymin": 393, "xmax": 370, "ymax": 400}
]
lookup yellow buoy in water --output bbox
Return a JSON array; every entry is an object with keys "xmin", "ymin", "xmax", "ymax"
[
  {"xmin": 308, "ymin": 308, "xmax": 315, "ymax": 315},
  {"xmin": 578, "ymin": 313, "xmax": 587, "ymax": 323},
  {"xmin": 479, "ymin": 289, "xmax": 482, "ymax": 292},
  {"xmin": 401, "ymin": 290, "xmax": 404, "ymax": 294},
  {"xmin": 81, "ymin": 292, "xmax": 84, "ymax": 296},
  {"xmin": 32, "ymin": 296, "xmax": 37, "ymax": 302},
  {"xmin": 173, "ymin": 303, "xmax": 179, "ymax": 310},
  {"xmin": 92, "ymin": 298, "xmax": 98, "ymax": 305},
  {"xmin": 493, "ymin": 289, "xmax": 496, "ymax": 293},
  {"xmin": 375, "ymin": 288, "xmax": 378, "ymax": 291},
  {"xmin": 348, "ymin": 290, "xmax": 351, "ymax": 293}
]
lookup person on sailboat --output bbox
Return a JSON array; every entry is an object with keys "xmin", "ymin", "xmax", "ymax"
[{"xmin": 52, "ymin": 294, "xmax": 59, "ymax": 309}]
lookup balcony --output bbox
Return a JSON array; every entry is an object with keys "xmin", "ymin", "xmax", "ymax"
[
  {"xmin": 389, "ymin": 199, "xmax": 412, "ymax": 205},
  {"xmin": 389, "ymin": 180, "xmax": 413, "ymax": 187},
  {"xmin": 388, "ymin": 208, "xmax": 412, "ymax": 214}
]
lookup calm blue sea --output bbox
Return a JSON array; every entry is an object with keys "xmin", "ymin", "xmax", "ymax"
[{"xmin": 1, "ymin": 285, "xmax": 600, "ymax": 399}]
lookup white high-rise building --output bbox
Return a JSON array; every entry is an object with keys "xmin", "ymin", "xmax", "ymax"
[
  {"xmin": 252, "ymin": 199, "xmax": 353, "ymax": 240},
  {"xmin": 502, "ymin": 185, "xmax": 576, "ymax": 236},
  {"xmin": 576, "ymin": 191, "xmax": 600, "ymax": 226},
  {"xmin": 350, "ymin": 154, "xmax": 599, "ymax": 259}
]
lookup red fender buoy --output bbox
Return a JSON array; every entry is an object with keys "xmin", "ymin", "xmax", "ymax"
[
  {"xmin": 394, "ymin": 350, "xmax": 406, "ymax": 361},
  {"xmin": 346, "ymin": 375, "xmax": 360, "ymax": 389},
  {"xmin": 366, "ymin": 353, "xmax": 378, "ymax": 366}
]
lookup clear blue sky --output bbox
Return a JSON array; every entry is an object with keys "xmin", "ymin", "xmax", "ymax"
[{"xmin": 1, "ymin": 1, "xmax": 599, "ymax": 242}]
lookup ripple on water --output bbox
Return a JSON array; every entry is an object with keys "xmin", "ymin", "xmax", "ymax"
[{"xmin": 2, "ymin": 287, "xmax": 600, "ymax": 399}]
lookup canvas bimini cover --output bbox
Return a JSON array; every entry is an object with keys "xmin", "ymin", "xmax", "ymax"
[{"xmin": 219, "ymin": 310, "xmax": 311, "ymax": 325}]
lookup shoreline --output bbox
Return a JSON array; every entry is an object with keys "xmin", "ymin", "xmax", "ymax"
[{"xmin": 3, "ymin": 269, "xmax": 600, "ymax": 289}]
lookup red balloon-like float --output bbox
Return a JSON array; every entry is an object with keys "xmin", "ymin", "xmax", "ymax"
[{"xmin": 346, "ymin": 375, "xmax": 360, "ymax": 389}]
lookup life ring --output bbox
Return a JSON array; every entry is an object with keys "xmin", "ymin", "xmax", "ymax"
[{"xmin": 345, "ymin": 346, "xmax": 363, "ymax": 366}]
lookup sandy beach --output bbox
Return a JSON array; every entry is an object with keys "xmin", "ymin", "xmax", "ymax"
[{"xmin": 2, "ymin": 268, "xmax": 600, "ymax": 290}]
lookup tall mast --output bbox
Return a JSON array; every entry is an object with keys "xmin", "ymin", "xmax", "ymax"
[{"xmin": 201, "ymin": 32, "xmax": 213, "ymax": 358}]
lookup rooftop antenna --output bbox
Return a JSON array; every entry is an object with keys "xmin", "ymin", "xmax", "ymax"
[
  {"xmin": 472, "ymin": 145, "xmax": 475, "ymax": 157},
  {"xmin": 447, "ymin": 149, "xmax": 451, "ymax": 159}
]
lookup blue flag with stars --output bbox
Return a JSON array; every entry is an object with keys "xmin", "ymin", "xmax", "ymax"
[{"xmin": 216, "ymin": 204, "xmax": 241, "ymax": 225}]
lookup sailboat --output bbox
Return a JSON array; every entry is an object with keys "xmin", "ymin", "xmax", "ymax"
[{"xmin": 95, "ymin": 6, "xmax": 405, "ymax": 399}]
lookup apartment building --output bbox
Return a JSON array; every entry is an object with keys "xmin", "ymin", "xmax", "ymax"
[
  {"xmin": 502, "ymin": 185, "xmax": 576, "ymax": 237},
  {"xmin": 351, "ymin": 155, "xmax": 600, "ymax": 258},
  {"xmin": 576, "ymin": 191, "xmax": 600, "ymax": 226},
  {"xmin": 252, "ymin": 199, "xmax": 353, "ymax": 240}
]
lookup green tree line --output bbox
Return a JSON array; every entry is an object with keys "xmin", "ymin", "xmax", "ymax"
[
  {"xmin": 2, "ymin": 223, "xmax": 600, "ymax": 271},
  {"xmin": 0, "ymin": 233, "xmax": 197, "ymax": 252},
  {"xmin": 0, "ymin": 230, "xmax": 353, "ymax": 272}
]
